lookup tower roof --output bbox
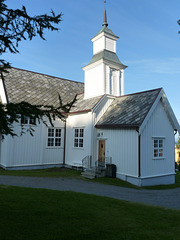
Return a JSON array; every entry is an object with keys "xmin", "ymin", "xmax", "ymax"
[
  {"xmin": 85, "ymin": 49, "xmax": 127, "ymax": 69},
  {"xmin": 92, "ymin": 1, "xmax": 118, "ymax": 40},
  {"xmin": 94, "ymin": 25, "xmax": 119, "ymax": 39}
]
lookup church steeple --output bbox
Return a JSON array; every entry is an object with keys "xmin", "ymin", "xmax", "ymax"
[
  {"xmin": 83, "ymin": 1, "xmax": 127, "ymax": 99},
  {"xmin": 102, "ymin": 0, "xmax": 108, "ymax": 27}
]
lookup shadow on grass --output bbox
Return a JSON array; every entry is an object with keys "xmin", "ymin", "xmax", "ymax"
[{"xmin": 0, "ymin": 186, "xmax": 180, "ymax": 240}]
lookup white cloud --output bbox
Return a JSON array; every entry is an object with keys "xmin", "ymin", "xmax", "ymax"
[{"xmin": 126, "ymin": 58, "xmax": 180, "ymax": 75}]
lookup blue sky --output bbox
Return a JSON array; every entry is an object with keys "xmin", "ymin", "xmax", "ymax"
[{"xmin": 4, "ymin": 0, "xmax": 180, "ymax": 131}]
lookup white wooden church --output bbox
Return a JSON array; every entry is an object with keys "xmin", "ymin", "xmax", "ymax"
[{"xmin": 0, "ymin": 6, "xmax": 180, "ymax": 186}]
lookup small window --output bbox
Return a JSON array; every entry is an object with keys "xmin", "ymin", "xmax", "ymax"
[
  {"xmin": 74, "ymin": 128, "xmax": 84, "ymax": 148},
  {"xmin": 21, "ymin": 116, "xmax": 36, "ymax": 125},
  {"xmin": 153, "ymin": 139, "xmax": 164, "ymax": 158},
  {"xmin": 47, "ymin": 128, "xmax": 62, "ymax": 147}
]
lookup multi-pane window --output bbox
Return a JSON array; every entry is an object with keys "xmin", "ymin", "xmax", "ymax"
[
  {"xmin": 47, "ymin": 128, "xmax": 61, "ymax": 147},
  {"xmin": 153, "ymin": 139, "xmax": 164, "ymax": 158},
  {"xmin": 74, "ymin": 128, "xmax": 84, "ymax": 148},
  {"xmin": 21, "ymin": 116, "xmax": 36, "ymax": 125}
]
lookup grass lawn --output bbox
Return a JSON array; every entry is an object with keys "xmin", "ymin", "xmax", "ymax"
[
  {"xmin": 0, "ymin": 186, "xmax": 180, "ymax": 240},
  {"xmin": 0, "ymin": 167, "xmax": 180, "ymax": 190},
  {"xmin": 0, "ymin": 167, "xmax": 82, "ymax": 178}
]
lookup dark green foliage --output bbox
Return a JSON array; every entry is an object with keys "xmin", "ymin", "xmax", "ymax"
[
  {"xmin": 0, "ymin": 95, "xmax": 76, "ymax": 139},
  {"xmin": 0, "ymin": 0, "xmax": 62, "ymax": 72},
  {"xmin": 0, "ymin": 1, "xmax": 76, "ymax": 138}
]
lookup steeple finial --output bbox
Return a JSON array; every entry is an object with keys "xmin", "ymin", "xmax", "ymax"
[{"xmin": 102, "ymin": 0, "xmax": 108, "ymax": 27}]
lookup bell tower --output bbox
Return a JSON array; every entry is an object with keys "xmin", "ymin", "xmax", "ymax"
[{"xmin": 83, "ymin": 1, "xmax": 127, "ymax": 99}]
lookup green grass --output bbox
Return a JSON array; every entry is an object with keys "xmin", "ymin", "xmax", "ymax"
[
  {"xmin": 0, "ymin": 186, "xmax": 179, "ymax": 240},
  {"xmin": 0, "ymin": 167, "xmax": 180, "ymax": 190},
  {"xmin": 0, "ymin": 167, "xmax": 82, "ymax": 178},
  {"xmin": 92, "ymin": 176, "xmax": 141, "ymax": 189}
]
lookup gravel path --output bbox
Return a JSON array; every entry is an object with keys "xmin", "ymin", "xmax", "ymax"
[{"xmin": 0, "ymin": 175, "xmax": 180, "ymax": 210}]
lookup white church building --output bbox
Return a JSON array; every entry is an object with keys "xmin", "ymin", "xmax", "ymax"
[{"xmin": 0, "ymin": 7, "xmax": 180, "ymax": 186}]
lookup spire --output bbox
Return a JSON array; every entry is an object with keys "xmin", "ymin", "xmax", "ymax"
[{"xmin": 102, "ymin": 0, "xmax": 108, "ymax": 27}]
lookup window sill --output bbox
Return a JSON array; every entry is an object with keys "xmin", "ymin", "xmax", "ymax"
[
  {"xmin": 19, "ymin": 124, "xmax": 38, "ymax": 127},
  {"xmin": 46, "ymin": 147, "xmax": 63, "ymax": 149},
  {"xmin": 72, "ymin": 147, "xmax": 84, "ymax": 150},
  {"xmin": 152, "ymin": 157, "xmax": 165, "ymax": 160}
]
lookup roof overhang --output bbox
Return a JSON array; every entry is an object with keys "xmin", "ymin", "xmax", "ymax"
[
  {"xmin": 95, "ymin": 124, "xmax": 139, "ymax": 129},
  {"xmin": 139, "ymin": 89, "xmax": 180, "ymax": 135}
]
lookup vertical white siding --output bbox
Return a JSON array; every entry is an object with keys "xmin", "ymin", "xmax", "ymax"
[
  {"xmin": 84, "ymin": 64, "xmax": 104, "ymax": 99},
  {"xmin": 141, "ymin": 100, "xmax": 175, "ymax": 177},
  {"xmin": 65, "ymin": 112, "xmax": 93, "ymax": 165},
  {"xmin": 1, "ymin": 118, "xmax": 65, "ymax": 168},
  {"xmin": 43, "ymin": 122, "xmax": 64, "ymax": 164},
  {"xmin": 97, "ymin": 129, "xmax": 139, "ymax": 177},
  {"xmin": 0, "ymin": 136, "xmax": 9, "ymax": 167},
  {"xmin": 93, "ymin": 36, "xmax": 105, "ymax": 55}
]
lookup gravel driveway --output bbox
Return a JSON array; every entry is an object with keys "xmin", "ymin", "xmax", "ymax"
[{"xmin": 0, "ymin": 175, "xmax": 180, "ymax": 210}]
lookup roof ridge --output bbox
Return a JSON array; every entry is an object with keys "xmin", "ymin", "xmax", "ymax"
[
  {"xmin": 116, "ymin": 88, "xmax": 162, "ymax": 99},
  {"xmin": 9, "ymin": 67, "xmax": 84, "ymax": 85}
]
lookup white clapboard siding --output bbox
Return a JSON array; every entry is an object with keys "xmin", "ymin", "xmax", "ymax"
[
  {"xmin": 84, "ymin": 63, "xmax": 104, "ymax": 99},
  {"xmin": 65, "ymin": 112, "xmax": 93, "ymax": 166},
  {"xmin": 0, "ymin": 118, "xmax": 65, "ymax": 168},
  {"xmin": 98, "ymin": 128, "xmax": 139, "ymax": 177},
  {"xmin": 140, "ymin": 100, "xmax": 175, "ymax": 177}
]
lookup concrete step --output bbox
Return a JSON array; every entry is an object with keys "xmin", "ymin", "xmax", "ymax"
[
  {"xmin": 95, "ymin": 169, "xmax": 106, "ymax": 178},
  {"xmin": 81, "ymin": 167, "xmax": 107, "ymax": 179},
  {"xmin": 81, "ymin": 170, "xmax": 96, "ymax": 179}
]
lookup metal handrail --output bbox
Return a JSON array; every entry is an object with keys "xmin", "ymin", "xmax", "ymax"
[
  {"xmin": 82, "ymin": 155, "xmax": 92, "ymax": 170},
  {"xmin": 95, "ymin": 157, "xmax": 112, "ymax": 170}
]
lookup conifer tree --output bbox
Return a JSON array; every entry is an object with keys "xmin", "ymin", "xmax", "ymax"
[{"xmin": 0, "ymin": 0, "xmax": 75, "ymax": 139}]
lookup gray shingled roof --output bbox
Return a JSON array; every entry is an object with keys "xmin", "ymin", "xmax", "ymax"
[
  {"xmin": 93, "ymin": 26, "xmax": 118, "ymax": 39},
  {"xmin": 96, "ymin": 88, "xmax": 162, "ymax": 128},
  {"xmin": 87, "ymin": 50, "xmax": 127, "ymax": 69},
  {"xmin": 2, "ymin": 68, "xmax": 84, "ymax": 107},
  {"xmin": 70, "ymin": 94, "xmax": 103, "ymax": 113}
]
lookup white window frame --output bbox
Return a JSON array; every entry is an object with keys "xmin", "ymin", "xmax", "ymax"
[
  {"xmin": 152, "ymin": 137, "xmax": 165, "ymax": 160},
  {"xmin": 21, "ymin": 116, "xmax": 36, "ymax": 125},
  {"xmin": 47, "ymin": 128, "xmax": 62, "ymax": 148},
  {"xmin": 73, "ymin": 128, "xmax": 84, "ymax": 149}
]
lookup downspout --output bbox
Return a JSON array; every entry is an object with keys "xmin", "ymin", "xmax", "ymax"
[
  {"xmin": 136, "ymin": 127, "xmax": 141, "ymax": 177},
  {"xmin": 174, "ymin": 129, "xmax": 177, "ymax": 173},
  {"xmin": 138, "ymin": 134, "xmax": 141, "ymax": 178},
  {"xmin": 63, "ymin": 115, "xmax": 67, "ymax": 166}
]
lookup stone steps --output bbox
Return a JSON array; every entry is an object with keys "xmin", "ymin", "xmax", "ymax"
[
  {"xmin": 81, "ymin": 167, "xmax": 106, "ymax": 179},
  {"xmin": 81, "ymin": 170, "xmax": 96, "ymax": 179}
]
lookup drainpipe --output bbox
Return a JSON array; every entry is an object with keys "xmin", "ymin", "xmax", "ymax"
[
  {"xmin": 63, "ymin": 116, "xmax": 67, "ymax": 166},
  {"xmin": 138, "ymin": 135, "xmax": 141, "ymax": 178},
  {"xmin": 136, "ymin": 127, "xmax": 141, "ymax": 177},
  {"xmin": 174, "ymin": 129, "xmax": 178, "ymax": 172}
]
